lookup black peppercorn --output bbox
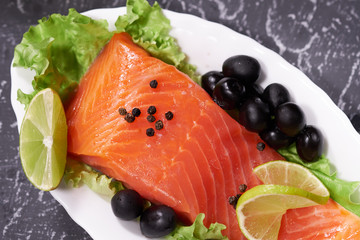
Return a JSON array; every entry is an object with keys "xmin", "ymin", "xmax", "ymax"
[
  {"xmin": 147, "ymin": 106, "xmax": 156, "ymax": 115},
  {"xmin": 256, "ymin": 142, "xmax": 265, "ymax": 151},
  {"xmin": 146, "ymin": 128, "xmax": 155, "ymax": 137},
  {"xmin": 132, "ymin": 108, "xmax": 141, "ymax": 117},
  {"xmin": 149, "ymin": 80, "xmax": 158, "ymax": 88},
  {"xmin": 228, "ymin": 194, "xmax": 241, "ymax": 209},
  {"xmin": 118, "ymin": 108, "xmax": 127, "ymax": 116},
  {"xmin": 228, "ymin": 196, "xmax": 237, "ymax": 206},
  {"xmin": 147, "ymin": 115, "xmax": 156, "ymax": 123},
  {"xmin": 165, "ymin": 111, "xmax": 173, "ymax": 120},
  {"xmin": 124, "ymin": 113, "xmax": 135, "ymax": 123},
  {"xmin": 155, "ymin": 120, "xmax": 164, "ymax": 130},
  {"xmin": 239, "ymin": 184, "xmax": 247, "ymax": 193}
]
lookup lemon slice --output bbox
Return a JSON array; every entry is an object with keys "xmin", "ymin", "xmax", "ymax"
[
  {"xmin": 19, "ymin": 88, "xmax": 67, "ymax": 191},
  {"xmin": 253, "ymin": 160, "xmax": 329, "ymax": 198},
  {"xmin": 236, "ymin": 184, "xmax": 327, "ymax": 240}
]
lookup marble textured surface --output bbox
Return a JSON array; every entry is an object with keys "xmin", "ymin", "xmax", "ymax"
[{"xmin": 1, "ymin": 0, "xmax": 359, "ymax": 239}]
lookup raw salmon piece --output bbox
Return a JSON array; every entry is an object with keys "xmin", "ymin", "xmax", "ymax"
[
  {"xmin": 66, "ymin": 32, "xmax": 360, "ymax": 239},
  {"xmin": 279, "ymin": 199, "xmax": 360, "ymax": 239}
]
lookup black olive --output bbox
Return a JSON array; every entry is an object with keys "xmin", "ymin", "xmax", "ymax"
[
  {"xmin": 296, "ymin": 126, "xmax": 323, "ymax": 162},
  {"xmin": 111, "ymin": 189, "xmax": 144, "ymax": 220},
  {"xmin": 245, "ymin": 83, "xmax": 263, "ymax": 99},
  {"xmin": 213, "ymin": 77, "xmax": 247, "ymax": 110},
  {"xmin": 350, "ymin": 114, "xmax": 360, "ymax": 133},
  {"xmin": 260, "ymin": 127, "xmax": 295, "ymax": 150},
  {"xmin": 140, "ymin": 205, "xmax": 176, "ymax": 238},
  {"xmin": 201, "ymin": 71, "xmax": 224, "ymax": 97},
  {"xmin": 222, "ymin": 55, "xmax": 261, "ymax": 85},
  {"xmin": 275, "ymin": 102, "xmax": 306, "ymax": 137},
  {"xmin": 262, "ymin": 83, "xmax": 290, "ymax": 112},
  {"xmin": 238, "ymin": 97, "xmax": 271, "ymax": 133}
]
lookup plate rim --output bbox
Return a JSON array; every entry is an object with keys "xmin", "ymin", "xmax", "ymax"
[{"xmin": 10, "ymin": 6, "xmax": 360, "ymax": 240}]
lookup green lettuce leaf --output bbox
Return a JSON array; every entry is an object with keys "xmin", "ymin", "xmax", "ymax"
[
  {"xmin": 14, "ymin": 1, "xmax": 200, "ymax": 109},
  {"xmin": 166, "ymin": 213, "xmax": 228, "ymax": 240},
  {"xmin": 312, "ymin": 170, "xmax": 360, "ymax": 216},
  {"xmin": 13, "ymin": 8, "xmax": 113, "ymax": 108},
  {"xmin": 278, "ymin": 144, "xmax": 331, "ymax": 175},
  {"xmin": 115, "ymin": 0, "xmax": 200, "ymax": 83},
  {"xmin": 278, "ymin": 144, "xmax": 360, "ymax": 217},
  {"xmin": 64, "ymin": 158, "xmax": 124, "ymax": 198}
]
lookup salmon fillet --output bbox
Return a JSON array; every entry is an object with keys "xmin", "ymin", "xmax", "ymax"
[
  {"xmin": 66, "ymin": 32, "xmax": 360, "ymax": 239},
  {"xmin": 279, "ymin": 200, "xmax": 360, "ymax": 239}
]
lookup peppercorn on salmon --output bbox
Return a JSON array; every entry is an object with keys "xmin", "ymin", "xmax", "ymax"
[{"xmin": 66, "ymin": 32, "xmax": 360, "ymax": 239}]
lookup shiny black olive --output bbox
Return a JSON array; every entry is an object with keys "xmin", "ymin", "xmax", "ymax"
[
  {"xmin": 262, "ymin": 83, "xmax": 290, "ymax": 111},
  {"xmin": 260, "ymin": 127, "xmax": 295, "ymax": 150},
  {"xmin": 296, "ymin": 126, "xmax": 323, "ymax": 162},
  {"xmin": 351, "ymin": 114, "xmax": 360, "ymax": 133},
  {"xmin": 246, "ymin": 83, "xmax": 264, "ymax": 99},
  {"xmin": 111, "ymin": 189, "xmax": 144, "ymax": 220},
  {"xmin": 238, "ymin": 97, "xmax": 271, "ymax": 133},
  {"xmin": 201, "ymin": 71, "xmax": 224, "ymax": 97},
  {"xmin": 275, "ymin": 102, "xmax": 306, "ymax": 137},
  {"xmin": 222, "ymin": 55, "xmax": 261, "ymax": 85},
  {"xmin": 213, "ymin": 77, "xmax": 247, "ymax": 110},
  {"xmin": 140, "ymin": 205, "xmax": 176, "ymax": 238}
]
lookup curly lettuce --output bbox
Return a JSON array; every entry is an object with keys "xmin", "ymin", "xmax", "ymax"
[
  {"xmin": 166, "ymin": 213, "xmax": 228, "ymax": 240},
  {"xmin": 64, "ymin": 158, "xmax": 124, "ymax": 198},
  {"xmin": 278, "ymin": 144, "xmax": 360, "ymax": 217},
  {"xmin": 115, "ymin": 0, "xmax": 200, "ymax": 83},
  {"xmin": 13, "ymin": 8, "xmax": 114, "ymax": 108},
  {"xmin": 14, "ymin": 0, "xmax": 199, "ymax": 109}
]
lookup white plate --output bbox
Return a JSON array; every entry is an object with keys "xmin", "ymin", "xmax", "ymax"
[{"xmin": 10, "ymin": 7, "xmax": 360, "ymax": 240}]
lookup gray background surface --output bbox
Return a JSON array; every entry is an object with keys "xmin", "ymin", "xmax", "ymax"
[{"xmin": 1, "ymin": 0, "xmax": 360, "ymax": 239}]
